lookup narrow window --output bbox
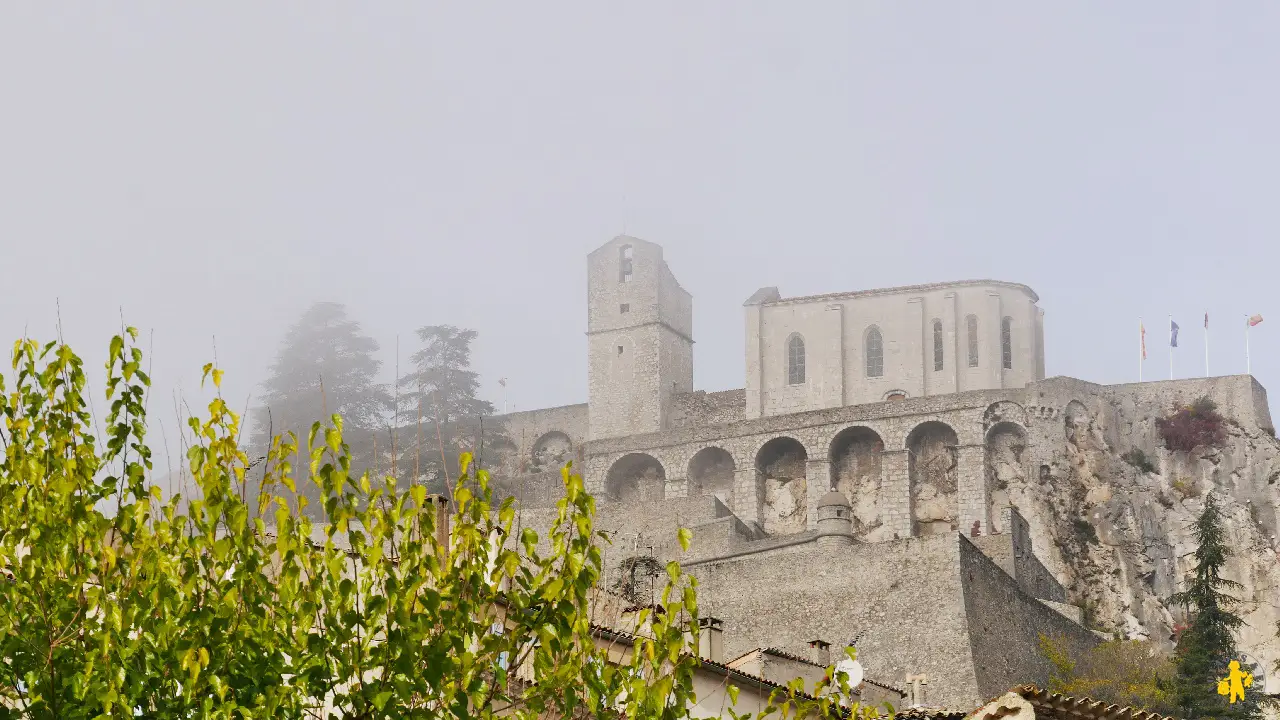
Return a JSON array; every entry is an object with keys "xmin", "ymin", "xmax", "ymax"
[
  {"xmin": 932, "ymin": 319, "xmax": 944, "ymax": 371},
  {"xmin": 616, "ymin": 345, "xmax": 624, "ymax": 355},
  {"xmin": 787, "ymin": 334, "xmax": 806, "ymax": 385},
  {"xmin": 865, "ymin": 326, "xmax": 884, "ymax": 378},
  {"xmin": 620, "ymin": 303, "xmax": 630, "ymax": 313},
  {"xmin": 619, "ymin": 245, "xmax": 634, "ymax": 282},
  {"xmin": 966, "ymin": 315, "xmax": 979, "ymax": 368},
  {"xmin": 1001, "ymin": 316, "xmax": 1013, "ymax": 369}
]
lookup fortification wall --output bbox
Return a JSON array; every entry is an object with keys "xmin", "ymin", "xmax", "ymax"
[
  {"xmin": 684, "ymin": 533, "xmax": 984, "ymax": 707},
  {"xmin": 958, "ymin": 536, "xmax": 1098, "ymax": 701},
  {"xmin": 669, "ymin": 389, "xmax": 747, "ymax": 429},
  {"xmin": 495, "ymin": 403, "xmax": 588, "ymax": 475}
]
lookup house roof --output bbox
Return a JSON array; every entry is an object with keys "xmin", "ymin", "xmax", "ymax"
[{"xmin": 1007, "ymin": 685, "xmax": 1181, "ymax": 720}]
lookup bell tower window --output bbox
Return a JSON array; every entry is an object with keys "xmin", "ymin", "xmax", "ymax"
[{"xmin": 619, "ymin": 245, "xmax": 634, "ymax": 282}]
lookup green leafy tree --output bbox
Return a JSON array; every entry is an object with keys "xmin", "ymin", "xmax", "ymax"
[
  {"xmin": 1039, "ymin": 634, "xmax": 1176, "ymax": 715},
  {"xmin": 395, "ymin": 325, "xmax": 511, "ymax": 494},
  {"xmin": 1170, "ymin": 493, "xmax": 1261, "ymax": 720},
  {"xmin": 0, "ymin": 331, "xmax": 885, "ymax": 719}
]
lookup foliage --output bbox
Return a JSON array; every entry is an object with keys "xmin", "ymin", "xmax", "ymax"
[
  {"xmin": 1170, "ymin": 494, "xmax": 1262, "ymax": 720},
  {"xmin": 1171, "ymin": 477, "xmax": 1202, "ymax": 500},
  {"xmin": 1121, "ymin": 448, "xmax": 1156, "ymax": 475},
  {"xmin": 0, "ymin": 332, "xmax": 886, "ymax": 719},
  {"xmin": 395, "ymin": 325, "xmax": 511, "ymax": 495},
  {"xmin": 250, "ymin": 302, "xmax": 392, "ymax": 515},
  {"xmin": 1071, "ymin": 518, "xmax": 1099, "ymax": 545},
  {"xmin": 1156, "ymin": 397, "xmax": 1227, "ymax": 454},
  {"xmin": 1038, "ymin": 634, "xmax": 1176, "ymax": 716}
]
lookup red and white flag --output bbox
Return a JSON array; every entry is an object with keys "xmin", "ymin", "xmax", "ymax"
[{"xmin": 1249, "ymin": 314, "xmax": 1264, "ymax": 327}]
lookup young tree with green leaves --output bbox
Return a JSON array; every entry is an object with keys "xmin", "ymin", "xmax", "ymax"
[
  {"xmin": 0, "ymin": 331, "xmax": 881, "ymax": 719},
  {"xmin": 1039, "ymin": 635, "xmax": 1176, "ymax": 715},
  {"xmin": 1170, "ymin": 494, "xmax": 1262, "ymax": 720},
  {"xmin": 395, "ymin": 325, "xmax": 510, "ymax": 494}
]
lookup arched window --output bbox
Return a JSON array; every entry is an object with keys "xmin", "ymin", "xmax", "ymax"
[
  {"xmin": 787, "ymin": 334, "xmax": 806, "ymax": 385},
  {"xmin": 1001, "ymin": 316, "xmax": 1013, "ymax": 370},
  {"xmin": 966, "ymin": 315, "xmax": 979, "ymax": 368},
  {"xmin": 619, "ymin": 245, "xmax": 634, "ymax": 282},
  {"xmin": 932, "ymin": 319, "xmax": 944, "ymax": 371},
  {"xmin": 865, "ymin": 326, "xmax": 884, "ymax": 378}
]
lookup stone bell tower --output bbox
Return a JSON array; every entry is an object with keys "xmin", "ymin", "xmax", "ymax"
[{"xmin": 586, "ymin": 236, "xmax": 694, "ymax": 440}]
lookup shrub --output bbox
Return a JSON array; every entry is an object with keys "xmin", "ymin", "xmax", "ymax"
[
  {"xmin": 1122, "ymin": 448, "xmax": 1157, "ymax": 474},
  {"xmin": 1039, "ymin": 634, "xmax": 1176, "ymax": 716},
  {"xmin": 1072, "ymin": 518, "xmax": 1100, "ymax": 545},
  {"xmin": 1156, "ymin": 396, "xmax": 1227, "ymax": 453},
  {"xmin": 1170, "ymin": 476, "xmax": 1201, "ymax": 499}
]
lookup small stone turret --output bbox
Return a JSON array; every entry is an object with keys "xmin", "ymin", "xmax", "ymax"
[{"xmin": 816, "ymin": 489, "xmax": 854, "ymax": 548}]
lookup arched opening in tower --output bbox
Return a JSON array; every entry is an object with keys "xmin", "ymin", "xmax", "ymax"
[
  {"xmin": 687, "ymin": 447, "xmax": 735, "ymax": 506},
  {"xmin": 755, "ymin": 436, "xmax": 808, "ymax": 536},
  {"xmin": 906, "ymin": 421, "xmax": 959, "ymax": 537},
  {"xmin": 828, "ymin": 426, "xmax": 886, "ymax": 541},
  {"xmin": 605, "ymin": 453, "xmax": 666, "ymax": 503},
  {"xmin": 985, "ymin": 422, "xmax": 1027, "ymax": 533}
]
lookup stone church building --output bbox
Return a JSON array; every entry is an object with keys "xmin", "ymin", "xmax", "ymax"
[{"xmin": 494, "ymin": 235, "xmax": 1278, "ymax": 709}]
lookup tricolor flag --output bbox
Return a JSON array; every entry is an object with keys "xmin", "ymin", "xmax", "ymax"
[
  {"xmin": 1249, "ymin": 314, "xmax": 1264, "ymax": 327},
  {"xmin": 1170, "ymin": 320, "xmax": 1180, "ymax": 348}
]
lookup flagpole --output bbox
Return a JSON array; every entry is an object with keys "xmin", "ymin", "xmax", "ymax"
[
  {"xmin": 1246, "ymin": 314, "xmax": 1252, "ymax": 376},
  {"xmin": 1138, "ymin": 317, "xmax": 1144, "ymax": 382},
  {"xmin": 1204, "ymin": 313, "xmax": 1209, "ymax": 378},
  {"xmin": 1168, "ymin": 314, "xmax": 1174, "ymax": 380}
]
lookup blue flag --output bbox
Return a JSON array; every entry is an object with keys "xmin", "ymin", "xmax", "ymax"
[{"xmin": 1170, "ymin": 320, "xmax": 1180, "ymax": 347}]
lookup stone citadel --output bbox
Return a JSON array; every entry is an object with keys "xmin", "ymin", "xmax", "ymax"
[{"xmin": 493, "ymin": 236, "xmax": 1280, "ymax": 709}]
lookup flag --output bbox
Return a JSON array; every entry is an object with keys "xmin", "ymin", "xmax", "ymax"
[
  {"xmin": 1141, "ymin": 323, "xmax": 1147, "ymax": 360},
  {"xmin": 1204, "ymin": 312, "xmax": 1209, "ymax": 329},
  {"xmin": 1249, "ymin": 314, "xmax": 1264, "ymax": 327},
  {"xmin": 1170, "ymin": 320, "xmax": 1180, "ymax": 348},
  {"xmin": 498, "ymin": 377, "xmax": 507, "ymax": 387}
]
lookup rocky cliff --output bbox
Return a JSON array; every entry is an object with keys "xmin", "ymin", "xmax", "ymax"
[{"xmin": 993, "ymin": 377, "xmax": 1280, "ymax": 693}]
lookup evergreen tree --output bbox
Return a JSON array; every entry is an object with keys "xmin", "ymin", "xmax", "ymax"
[
  {"xmin": 1170, "ymin": 493, "xmax": 1261, "ymax": 720},
  {"xmin": 395, "ymin": 325, "xmax": 510, "ymax": 494},
  {"xmin": 250, "ymin": 302, "xmax": 391, "ymax": 514}
]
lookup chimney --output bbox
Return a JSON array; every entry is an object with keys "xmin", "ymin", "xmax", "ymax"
[
  {"xmin": 698, "ymin": 617, "xmax": 724, "ymax": 663},
  {"xmin": 426, "ymin": 494, "xmax": 450, "ymax": 553},
  {"xmin": 807, "ymin": 639, "xmax": 831, "ymax": 668}
]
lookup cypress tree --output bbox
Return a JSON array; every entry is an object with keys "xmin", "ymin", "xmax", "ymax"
[{"xmin": 1170, "ymin": 493, "xmax": 1260, "ymax": 720}]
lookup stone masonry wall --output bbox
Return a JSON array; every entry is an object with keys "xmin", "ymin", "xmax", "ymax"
[{"xmin": 958, "ymin": 536, "xmax": 1098, "ymax": 702}]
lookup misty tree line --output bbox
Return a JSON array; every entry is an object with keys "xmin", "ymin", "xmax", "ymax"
[{"xmin": 248, "ymin": 301, "xmax": 511, "ymax": 513}]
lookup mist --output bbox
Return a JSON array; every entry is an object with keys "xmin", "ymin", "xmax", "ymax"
[{"xmin": 4, "ymin": 2, "xmax": 1279, "ymax": 465}]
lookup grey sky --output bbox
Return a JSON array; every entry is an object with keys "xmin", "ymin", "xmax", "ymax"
[{"xmin": 3, "ymin": 3, "xmax": 1279, "ymax": 445}]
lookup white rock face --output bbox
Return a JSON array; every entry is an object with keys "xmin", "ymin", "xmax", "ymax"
[{"xmin": 1006, "ymin": 390, "xmax": 1280, "ymax": 696}]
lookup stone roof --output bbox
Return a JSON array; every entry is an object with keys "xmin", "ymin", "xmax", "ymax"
[
  {"xmin": 1005, "ymin": 685, "xmax": 1181, "ymax": 720},
  {"xmin": 762, "ymin": 279, "xmax": 1040, "ymax": 307},
  {"xmin": 818, "ymin": 489, "xmax": 851, "ymax": 508}
]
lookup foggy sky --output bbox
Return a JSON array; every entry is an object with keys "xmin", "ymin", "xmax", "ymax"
[{"xmin": 4, "ymin": 3, "xmax": 1279, "ymax": 455}]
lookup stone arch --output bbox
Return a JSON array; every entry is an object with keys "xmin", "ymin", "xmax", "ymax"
[
  {"xmin": 906, "ymin": 421, "xmax": 960, "ymax": 537},
  {"xmin": 529, "ymin": 431, "xmax": 574, "ymax": 474},
  {"xmin": 755, "ymin": 436, "xmax": 809, "ymax": 535},
  {"xmin": 883, "ymin": 389, "xmax": 908, "ymax": 401},
  {"xmin": 687, "ymin": 446, "xmax": 736, "ymax": 504},
  {"xmin": 983, "ymin": 401, "xmax": 1027, "ymax": 431},
  {"xmin": 605, "ymin": 453, "xmax": 665, "ymax": 503},
  {"xmin": 828, "ymin": 426, "xmax": 887, "ymax": 541},
  {"xmin": 984, "ymin": 421, "xmax": 1028, "ymax": 533}
]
